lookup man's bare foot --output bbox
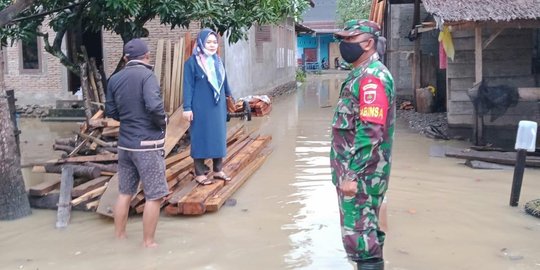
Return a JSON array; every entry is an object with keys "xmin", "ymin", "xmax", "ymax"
[{"xmin": 143, "ymin": 241, "xmax": 158, "ymax": 248}]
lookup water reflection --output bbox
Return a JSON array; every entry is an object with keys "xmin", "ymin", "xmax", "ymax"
[{"xmin": 282, "ymin": 77, "xmax": 354, "ymax": 269}]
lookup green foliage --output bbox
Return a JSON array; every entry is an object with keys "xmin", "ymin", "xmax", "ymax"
[
  {"xmin": 296, "ymin": 68, "xmax": 306, "ymax": 82},
  {"xmin": 0, "ymin": 0, "xmax": 310, "ymax": 75},
  {"xmin": 336, "ymin": 0, "xmax": 371, "ymax": 26}
]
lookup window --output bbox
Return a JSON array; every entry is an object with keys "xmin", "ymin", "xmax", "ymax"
[{"xmin": 19, "ymin": 36, "xmax": 42, "ymax": 73}]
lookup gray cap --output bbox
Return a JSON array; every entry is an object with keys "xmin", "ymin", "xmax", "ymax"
[{"xmin": 124, "ymin": 38, "xmax": 149, "ymax": 59}]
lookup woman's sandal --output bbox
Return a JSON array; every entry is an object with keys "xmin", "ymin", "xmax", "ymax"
[
  {"xmin": 213, "ymin": 172, "xmax": 232, "ymax": 181},
  {"xmin": 195, "ymin": 177, "xmax": 214, "ymax": 185}
]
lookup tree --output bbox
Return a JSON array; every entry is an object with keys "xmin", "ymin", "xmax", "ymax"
[
  {"xmin": 336, "ymin": 0, "xmax": 371, "ymax": 26},
  {"xmin": 2, "ymin": 0, "xmax": 310, "ymax": 76},
  {"xmin": 0, "ymin": 0, "xmax": 34, "ymax": 221}
]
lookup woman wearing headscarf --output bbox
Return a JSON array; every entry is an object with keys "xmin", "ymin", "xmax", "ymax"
[{"xmin": 183, "ymin": 28, "xmax": 232, "ymax": 185}]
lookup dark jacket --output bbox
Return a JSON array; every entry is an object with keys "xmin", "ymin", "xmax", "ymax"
[{"xmin": 105, "ymin": 61, "xmax": 167, "ymax": 151}]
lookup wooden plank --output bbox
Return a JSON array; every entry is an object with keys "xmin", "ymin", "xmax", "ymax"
[
  {"xmin": 167, "ymin": 172, "xmax": 196, "ymax": 204},
  {"xmin": 164, "ymin": 108, "xmax": 190, "ymax": 157},
  {"xmin": 474, "ymin": 27, "xmax": 483, "ymax": 146},
  {"xmin": 169, "ymin": 42, "xmax": 181, "ymax": 113},
  {"xmin": 71, "ymin": 185, "xmax": 107, "ymax": 206},
  {"xmin": 75, "ymin": 131, "xmax": 116, "ymax": 147},
  {"xmin": 72, "ymin": 176, "xmax": 110, "ymax": 197},
  {"xmin": 518, "ymin": 88, "xmax": 540, "ymax": 101},
  {"xmin": 52, "ymin": 154, "xmax": 118, "ymax": 164},
  {"xmin": 177, "ymin": 36, "xmax": 185, "ymax": 108},
  {"xmin": 448, "ymin": 114, "xmax": 540, "ymax": 126},
  {"xmin": 56, "ymin": 166, "xmax": 74, "ymax": 229},
  {"xmin": 180, "ymin": 136, "xmax": 272, "ymax": 215},
  {"xmin": 165, "ymin": 147, "xmax": 190, "ymax": 167},
  {"xmin": 32, "ymin": 165, "xmax": 46, "ymax": 173},
  {"xmin": 102, "ymin": 127, "xmax": 119, "ymax": 137},
  {"xmin": 29, "ymin": 179, "xmax": 61, "ymax": 196},
  {"xmin": 206, "ymin": 152, "xmax": 269, "ymax": 212},
  {"xmin": 445, "ymin": 147, "xmax": 540, "ymax": 167},
  {"xmin": 89, "ymin": 118, "xmax": 120, "ymax": 128},
  {"xmin": 164, "ymin": 40, "xmax": 172, "ymax": 112},
  {"xmin": 43, "ymin": 164, "xmax": 101, "ymax": 179},
  {"xmin": 154, "ymin": 39, "xmax": 165, "ymax": 87},
  {"xmin": 448, "ymin": 100, "xmax": 539, "ymax": 116},
  {"xmin": 96, "ymin": 174, "xmax": 119, "ymax": 217},
  {"xmin": 85, "ymin": 200, "xmax": 100, "ymax": 211},
  {"xmin": 464, "ymin": 160, "xmax": 513, "ymax": 170}
]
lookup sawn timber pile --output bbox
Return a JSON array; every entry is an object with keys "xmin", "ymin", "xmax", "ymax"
[{"xmin": 29, "ymin": 109, "xmax": 272, "ymax": 217}]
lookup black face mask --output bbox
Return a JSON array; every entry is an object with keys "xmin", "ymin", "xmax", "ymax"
[{"xmin": 339, "ymin": 41, "xmax": 366, "ymax": 64}]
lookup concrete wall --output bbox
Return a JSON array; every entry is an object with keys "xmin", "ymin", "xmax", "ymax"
[
  {"xmin": 447, "ymin": 29, "xmax": 539, "ymax": 128},
  {"xmin": 223, "ymin": 19, "xmax": 296, "ymax": 98},
  {"xmin": 4, "ymin": 25, "xmax": 72, "ymax": 106},
  {"xmin": 386, "ymin": 4, "xmax": 439, "ymax": 97}
]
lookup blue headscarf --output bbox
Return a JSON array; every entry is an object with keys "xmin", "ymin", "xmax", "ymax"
[{"xmin": 193, "ymin": 28, "xmax": 225, "ymax": 104}]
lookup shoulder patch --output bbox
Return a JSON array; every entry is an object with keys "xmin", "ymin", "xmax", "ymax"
[{"xmin": 359, "ymin": 75, "xmax": 388, "ymax": 125}]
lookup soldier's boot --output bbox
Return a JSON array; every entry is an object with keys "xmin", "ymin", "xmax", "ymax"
[{"xmin": 356, "ymin": 258, "xmax": 384, "ymax": 270}]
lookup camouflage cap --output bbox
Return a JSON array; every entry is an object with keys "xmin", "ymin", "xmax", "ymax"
[{"xmin": 334, "ymin": 19, "xmax": 382, "ymax": 39}]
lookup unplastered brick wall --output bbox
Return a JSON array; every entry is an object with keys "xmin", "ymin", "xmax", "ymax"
[
  {"xmin": 4, "ymin": 25, "xmax": 71, "ymax": 106},
  {"xmin": 102, "ymin": 20, "xmax": 200, "ymax": 78}
]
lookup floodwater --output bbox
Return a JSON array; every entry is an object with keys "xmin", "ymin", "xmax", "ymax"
[{"xmin": 1, "ymin": 74, "xmax": 540, "ymax": 270}]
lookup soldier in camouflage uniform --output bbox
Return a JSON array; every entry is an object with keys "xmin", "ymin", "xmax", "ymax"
[{"xmin": 330, "ymin": 20, "xmax": 395, "ymax": 270}]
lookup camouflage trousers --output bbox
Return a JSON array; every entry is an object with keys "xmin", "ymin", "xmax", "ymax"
[{"xmin": 336, "ymin": 187, "xmax": 386, "ymax": 261}]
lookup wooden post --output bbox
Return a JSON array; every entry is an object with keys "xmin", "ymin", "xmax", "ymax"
[
  {"xmin": 80, "ymin": 62, "xmax": 93, "ymax": 122},
  {"xmin": 509, "ymin": 149, "xmax": 527, "ymax": 207},
  {"xmin": 90, "ymin": 58, "xmax": 106, "ymax": 104},
  {"xmin": 411, "ymin": 0, "xmax": 421, "ymax": 110},
  {"xmin": 56, "ymin": 165, "xmax": 74, "ymax": 229},
  {"xmin": 474, "ymin": 26, "xmax": 484, "ymax": 145}
]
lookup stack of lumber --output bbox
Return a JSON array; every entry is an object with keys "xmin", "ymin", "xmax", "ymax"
[
  {"xmin": 232, "ymin": 96, "xmax": 272, "ymax": 117},
  {"xmin": 28, "ymin": 108, "xmax": 272, "ymax": 216},
  {"xmin": 28, "ymin": 36, "xmax": 271, "ymax": 219},
  {"xmin": 249, "ymin": 98, "xmax": 272, "ymax": 117}
]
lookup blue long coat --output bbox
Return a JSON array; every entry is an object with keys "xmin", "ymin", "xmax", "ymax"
[{"xmin": 183, "ymin": 55, "xmax": 231, "ymax": 159}]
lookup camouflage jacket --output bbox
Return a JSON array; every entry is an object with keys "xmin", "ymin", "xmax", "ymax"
[{"xmin": 330, "ymin": 53, "xmax": 396, "ymax": 195}]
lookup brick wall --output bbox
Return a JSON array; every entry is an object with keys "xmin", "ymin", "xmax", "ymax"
[
  {"xmin": 4, "ymin": 25, "xmax": 71, "ymax": 106},
  {"xmin": 102, "ymin": 20, "xmax": 200, "ymax": 77}
]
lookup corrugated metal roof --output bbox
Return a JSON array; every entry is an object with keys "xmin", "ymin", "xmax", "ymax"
[{"xmin": 423, "ymin": 0, "xmax": 540, "ymax": 22}]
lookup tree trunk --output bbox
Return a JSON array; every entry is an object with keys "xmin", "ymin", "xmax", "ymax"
[{"xmin": 0, "ymin": 50, "xmax": 31, "ymax": 220}]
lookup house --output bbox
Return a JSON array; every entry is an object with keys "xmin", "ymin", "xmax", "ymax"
[
  {"xmin": 384, "ymin": 0, "xmax": 540, "ymax": 147},
  {"xmin": 296, "ymin": 0, "xmax": 341, "ymax": 70},
  {"xmin": 4, "ymin": 18, "xmax": 297, "ymax": 107}
]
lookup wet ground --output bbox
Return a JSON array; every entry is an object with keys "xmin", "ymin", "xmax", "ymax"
[{"xmin": 2, "ymin": 74, "xmax": 540, "ymax": 270}]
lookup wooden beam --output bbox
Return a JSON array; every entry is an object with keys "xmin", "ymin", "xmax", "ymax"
[
  {"xmin": 164, "ymin": 40, "xmax": 172, "ymax": 112},
  {"xmin": 165, "ymin": 147, "xmax": 190, "ymax": 167},
  {"xmin": 474, "ymin": 26, "xmax": 484, "ymax": 145},
  {"xmin": 411, "ymin": 0, "xmax": 421, "ymax": 110},
  {"xmin": 29, "ymin": 179, "xmax": 61, "ymax": 196},
  {"xmin": 56, "ymin": 166, "xmax": 74, "ymax": 229},
  {"xmin": 483, "ymin": 29, "xmax": 504, "ymax": 49},
  {"xmin": 206, "ymin": 152, "xmax": 270, "ymax": 212},
  {"xmin": 71, "ymin": 185, "xmax": 107, "ymax": 206},
  {"xmin": 71, "ymin": 176, "xmax": 110, "ymax": 197},
  {"xmin": 96, "ymin": 174, "xmax": 119, "ymax": 217},
  {"xmin": 52, "ymin": 154, "xmax": 118, "ymax": 164},
  {"xmin": 154, "ymin": 39, "xmax": 164, "ymax": 87},
  {"xmin": 163, "ymin": 108, "xmax": 190, "ymax": 157}
]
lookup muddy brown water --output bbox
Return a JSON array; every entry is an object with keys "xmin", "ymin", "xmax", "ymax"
[{"xmin": 1, "ymin": 74, "xmax": 539, "ymax": 270}]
